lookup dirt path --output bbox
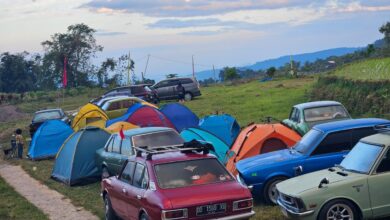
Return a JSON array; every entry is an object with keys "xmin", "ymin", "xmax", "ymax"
[{"xmin": 0, "ymin": 163, "xmax": 99, "ymax": 220}]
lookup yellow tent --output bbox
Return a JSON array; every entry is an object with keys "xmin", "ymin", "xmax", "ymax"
[
  {"xmin": 106, "ymin": 121, "xmax": 139, "ymax": 133},
  {"xmin": 72, "ymin": 103, "xmax": 109, "ymax": 131}
]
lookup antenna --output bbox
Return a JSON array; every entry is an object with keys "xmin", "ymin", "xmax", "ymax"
[{"xmin": 143, "ymin": 54, "xmax": 150, "ymax": 83}]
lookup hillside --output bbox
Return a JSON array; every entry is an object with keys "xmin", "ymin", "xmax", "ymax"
[{"xmin": 333, "ymin": 58, "xmax": 390, "ymax": 81}]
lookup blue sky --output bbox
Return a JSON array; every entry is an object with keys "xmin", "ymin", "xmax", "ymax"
[{"xmin": 1, "ymin": 0, "xmax": 389, "ymax": 80}]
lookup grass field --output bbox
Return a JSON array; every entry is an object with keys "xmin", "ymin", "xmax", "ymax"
[
  {"xmin": 0, "ymin": 173, "xmax": 48, "ymax": 220},
  {"xmin": 332, "ymin": 58, "xmax": 390, "ymax": 81},
  {"xmin": 1, "ymin": 77, "xmax": 316, "ymax": 220}
]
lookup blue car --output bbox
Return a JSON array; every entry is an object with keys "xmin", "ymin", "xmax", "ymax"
[{"xmin": 236, "ymin": 118, "xmax": 389, "ymax": 205}]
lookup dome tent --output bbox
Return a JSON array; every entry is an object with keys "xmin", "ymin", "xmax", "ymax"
[
  {"xmin": 160, "ymin": 103, "xmax": 199, "ymax": 132},
  {"xmin": 199, "ymin": 114, "xmax": 240, "ymax": 147},
  {"xmin": 180, "ymin": 128, "xmax": 230, "ymax": 164},
  {"xmin": 72, "ymin": 103, "xmax": 108, "ymax": 131},
  {"xmin": 51, "ymin": 126, "xmax": 111, "ymax": 186},
  {"xmin": 28, "ymin": 120, "xmax": 73, "ymax": 160},
  {"xmin": 106, "ymin": 121, "xmax": 139, "ymax": 133},
  {"xmin": 105, "ymin": 103, "xmax": 143, "ymax": 127}
]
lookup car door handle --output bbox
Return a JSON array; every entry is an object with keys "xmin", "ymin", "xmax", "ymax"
[
  {"xmin": 136, "ymin": 195, "xmax": 142, "ymax": 200},
  {"xmin": 122, "ymin": 188, "xmax": 127, "ymax": 194}
]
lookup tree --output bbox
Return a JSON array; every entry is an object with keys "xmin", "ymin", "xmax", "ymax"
[
  {"xmin": 96, "ymin": 58, "xmax": 116, "ymax": 87},
  {"xmin": 220, "ymin": 67, "xmax": 239, "ymax": 81},
  {"xmin": 379, "ymin": 21, "xmax": 390, "ymax": 44},
  {"xmin": 166, "ymin": 73, "xmax": 178, "ymax": 79},
  {"xmin": 41, "ymin": 23, "xmax": 103, "ymax": 88},
  {"xmin": 266, "ymin": 67, "xmax": 276, "ymax": 78}
]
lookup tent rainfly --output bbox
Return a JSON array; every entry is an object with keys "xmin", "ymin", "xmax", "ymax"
[
  {"xmin": 199, "ymin": 114, "xmax": 240, "ymax": 147},
  {"xmin": 160, "ymin": 103, "xmax": 199, "ymax": 132}
]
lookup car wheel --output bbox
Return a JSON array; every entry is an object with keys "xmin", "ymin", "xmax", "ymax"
[
  {"xmin": 263, "ymin": 176, "xmax": 287, "ymax": 205},
  {"xmin": 104, "ymin": 195, "xmax": 118, "ymax": 220},
  {"xmin": 184, "ymin": 92, "xmax": 192, "ymax": 101},
  {"xmin": 102, "ymin": 167, "xmax": 110, "ymax": 179},
  {"xmin": 140, "ymin": 212, "xmax": 149, "ymax": 220},
  {"xmin": 318, "ymin": 199, "xmax": 360, "ymax": 220}
]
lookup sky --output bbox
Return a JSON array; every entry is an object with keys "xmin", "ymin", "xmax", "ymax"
[{"xmin": 1, "ymin": 0, "xmax": 389, "ymax": 80}]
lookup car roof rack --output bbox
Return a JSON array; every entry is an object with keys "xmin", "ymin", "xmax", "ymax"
[
  {"xmin": 374, "ymin": 123, "xmax": 390, "ymax": 133},
  {"xmin": 133, "ymin": 140, "xmax": 215, "ymax": 160}
]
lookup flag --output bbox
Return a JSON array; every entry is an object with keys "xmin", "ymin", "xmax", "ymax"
[
  {"xmin": 63, "ymin": 56, "xmax": 67, "ymax": 88},
  {"xmin": 119, "ymin": 125, "xmax": 125, "ymax": 140}
]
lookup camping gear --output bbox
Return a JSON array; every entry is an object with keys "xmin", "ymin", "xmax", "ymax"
[
  {"xmin": 107, "ymin": 105, "xmax": 175, "ymax": 129},
  {"xmin": 105, "ymin": 103, "xmax": 143, "ymax": 127},
  {"xmin": 199, "ymin": 114, "xmax": 240, "ymax": 147},
  {"xmin": 51, "ymin": 126, "xmax": 111, "ymax": 186},
  {"xmin": 72, "ymin": 103, "xmax": 109, "ymax": 131},
  {"xmin": 27, "ymin": 120, "xmax": 73, "ymax": 160},
  {"xmin": 226, "ymin": 123, "xmax": 302, "ymax": 175},
  {"xmin": 180, "ymin": 128, "xmax": 230, "ymax": 164},
  {"xmin": 160, "ymin": 103, "xmax": 199, "ymax": 132},
  {"xmin": 106, "ymin": 121, "xmax": 139, "ymax": 133}
]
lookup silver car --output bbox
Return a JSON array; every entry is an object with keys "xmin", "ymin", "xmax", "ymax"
[{"xmin": 153, "ymin": 77, "xmax": 201, "ymax": 101}]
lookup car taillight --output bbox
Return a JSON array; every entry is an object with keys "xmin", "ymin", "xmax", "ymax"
[
  {"xmin": 233, "ymin": 198, "xmax": 253, "ymax": 211},
  {"xmin": 161, "ymin": 209, "xmax": 188, "ymax": 220}
]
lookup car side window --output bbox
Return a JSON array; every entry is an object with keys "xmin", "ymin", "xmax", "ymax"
[
  {"xmin": 131, "ymin": 86, "xmax": 145, "ymax": 94},
  {"xmin": 121, "ymin": 138, "xmax": 133, "ymax": 156},
  {"xmin": 133, "ymin": 163, "xmax": 148, "ymax": 189},
  {"xmin": 290, "ymin": 108, "xmax": 300, "ymax": 122},
  {"xmin": 107, "ymin": 101, "xmax": 120, "ymax": 111},
  {"xmin": 157, "ymin": 81, "xmax": 169, "ymax": 88},
  {"xmin": 106, "ymin": 136, "xmax": 115, "ymax": 152},
  {"xmin": 122, "ymin": 100, "xmax": 134, "ymax": 109},
  {"xmin": 120, "ymin": 162, "xmax": 136, "ymax": 184},
  {"xmin": 180, "ymin": 78, "xmax": 193, "ymax": 84},
  {"xmin": 351, "ymin": 127, "xmax": 377, "ymax": 146},
  {"xmin": 168, "ymin": 80, "xmax": 179, "ymax": 86},
  {"xmin": 112, "ymin": 136, "xmax": 121, "ymax": 153},
  {"xmin": 376, "ymin": 149, "xmax": 390, "ymax": 173},
  {"xmin": 311, "ymin": 130, "xmax": 352, "ymax": 156}
]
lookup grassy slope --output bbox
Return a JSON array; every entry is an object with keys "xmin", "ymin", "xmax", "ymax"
[
  {"xmin": 333, "ymin": 57, "xmax": 390, "ymax": 81},
  {"xmin": 0, "ymin": 175, "xmax": 48, "ymax": 220},
  {"xmin": 3, "ymin": 77, "xmax": 315, "ymax": 220}
]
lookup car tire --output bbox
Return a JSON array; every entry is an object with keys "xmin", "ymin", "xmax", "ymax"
[
  {"xmin": 263, "ymin": 176, "xmax": 287, "ymax": 205},
  {"xmin": 184, "ymin": 92, "xmax": 193, "ymax": 101},
  {"xmin": 140, "ymin": 212, "xmax": 149, "ymax": 220},
  {"xmin": 104, "ymin": 195, "xmax": 118, "ymax": 220},
  {"xmin": 318, "ymin": 199, "xmax": 361, "ymax": 220},
  {"xmin": 102, "ymin": 167, "xmax": 110, "ymax": 179}
]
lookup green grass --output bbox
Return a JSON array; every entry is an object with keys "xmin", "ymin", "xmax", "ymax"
[
  {"xmin": 0, "ymin": 174, "xmax": 48, "ymax": 220},
  {"xmin": 3, "ymin": 77, "xmax": 316, "ymax": 220},
  {"xmin": 333, "ymin": 58, "xmax": 390, "ymax": 81}
]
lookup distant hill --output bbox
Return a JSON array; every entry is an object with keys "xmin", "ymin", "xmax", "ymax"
[{"xmin": 192, "ymin": 47, "xmax": 361, "ymax": 81}]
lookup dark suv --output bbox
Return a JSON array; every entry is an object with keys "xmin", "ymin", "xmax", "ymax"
[
  {"xmin": 93, "ymin": 84, "xmax": 159, "ymax": 104},
  {"xmin": 153, "ymin": 77, "xmax": 201, "ymax": 101},
  {"xmin": 29, "ymin": 108, "xmax": 70, "ymax": 137}
]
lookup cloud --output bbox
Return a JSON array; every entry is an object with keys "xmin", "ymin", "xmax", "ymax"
[
  {"xmin": 81, "ymin": 0, "xmax": 314, "ymax": 17},
  {"xmin": 96, "ymin": 30, "xmax": 127, "ymax": 36},
  {"xmin": 147, "ymin": 18, "xmax": 259, "ymax": 30},
  {"xmin": 338, "ymin": 1, "xmax": 390, "ymax": 12}
]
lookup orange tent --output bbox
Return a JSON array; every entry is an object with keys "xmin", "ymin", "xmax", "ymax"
[
  {"xmin": 106, "ymin": 122, "xmax": 139, "ymax": 133},
  {"xmin": 226, "ymin": 123, "xmax": 301, "ymax": 175}
]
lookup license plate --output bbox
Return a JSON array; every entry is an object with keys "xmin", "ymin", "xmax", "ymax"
[{"xmin": 196, "ymin": 203, "xmax": 226, "ymax": 216}]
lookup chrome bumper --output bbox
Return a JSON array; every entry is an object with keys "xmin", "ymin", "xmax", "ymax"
[
  {"xmin": 277, "ymin": 199, "xmax": 314, "ymax": 218},
  {"xmin": 215, "ymin": 211, "xmax": 255, "ymax": 220}
]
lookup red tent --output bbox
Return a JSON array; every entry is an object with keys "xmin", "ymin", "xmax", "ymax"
[{"xmin": 127, "ymin": 105, "xmax": 175, "ymax": 129}]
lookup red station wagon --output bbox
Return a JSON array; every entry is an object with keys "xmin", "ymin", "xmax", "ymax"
[{"xmin": 101, "ymin": 142, "xmax": 255, "ymax": 220}]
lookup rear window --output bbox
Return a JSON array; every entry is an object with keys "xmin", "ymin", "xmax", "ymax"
[
  {"xmin": 132, "ymin": 130, "xmax": 184, "ymax": 148},
  {"xmin": 33, "ymin": 111, "xmax": 62, "ymax": 122},
  {"xmin": 154, "ymin": 158, "xmax": 233, "ymax": 189},
  {"xmin": 304, "ymin": 105, "xmax": 349, "ymax": 122}
]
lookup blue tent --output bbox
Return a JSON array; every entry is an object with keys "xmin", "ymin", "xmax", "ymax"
[
  {"xmin": 180, "ymin": 128, "xmax": 230, "ymax": 164},
  {"xmin": 27, "ymin": 120, "xmax": 73, "ymax": 160},
  {"xmin": 106, "ymin": 103, "xmax": 142, "ymax": 127},
  {"xmin": 51, "ymin": 127, "xmax": 111, "ymax": 186},
  {"xmin": 199, "ymin": 114, "xmax": 240, "ymax": 147},
  {"xmin": 160, "ymin": 103, "xmax": 199, "ymax": 132}
]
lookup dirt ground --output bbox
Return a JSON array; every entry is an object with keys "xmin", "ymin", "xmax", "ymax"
[
  {"xmin": 0, "ymin": 105, "xmax": 29, "ymax": 123},
  {"xmin": 0, "ymin": 162, "xmax": 99, "ymax": 220}
]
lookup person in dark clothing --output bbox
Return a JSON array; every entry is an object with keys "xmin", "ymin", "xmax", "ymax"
[
  {"xmin": 15, "ymin": 128, "xmax": 24, "ymax": 159},
  {"xmin": 176, "ymin": 82, "xmax": 185, "ymax": 103}
]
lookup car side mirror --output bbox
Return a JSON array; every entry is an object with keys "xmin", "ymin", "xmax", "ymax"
[
  {"xmin": 294, "ymin": 166, "xmax": 303, "ymax": 176},
  {"xmin": 318, "ymin": 178, "xmax": 329, "ymax": 188}
]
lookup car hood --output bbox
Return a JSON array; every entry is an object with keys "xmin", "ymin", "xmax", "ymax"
[
  {"xmin": 236, "ymin": 149, "xmax": 302, "ymax": 173},
  {"xmin": 160, "ymin": 181, "xmax": 250, "ymax": 208},
  {"xmin": 276, "ymin": 168, "xmax": 365, "ymax": 196}
]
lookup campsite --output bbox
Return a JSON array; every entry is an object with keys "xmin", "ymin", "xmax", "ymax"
[{"xmin": 1, "ymin": 2, "xmax": 390, "ymax": 220}]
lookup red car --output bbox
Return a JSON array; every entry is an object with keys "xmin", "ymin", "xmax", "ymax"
[{"xmin": 101, "ymin": 143, "xmax": 255, "ymax": 220}]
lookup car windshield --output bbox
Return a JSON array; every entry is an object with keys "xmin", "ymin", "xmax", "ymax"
[
  {"xmin": 154, "ymin": 158, "xmax": 233, "ymax": 189},
  {"xmin": 304, "ymin": 105, "xmax": 349, "ymax": 122},
  {"xmin": 340, "ymin": 142, "xmax": 383, "ymax": 174},
  {"xmin": 293, "ymin": 129, "xmax": 323, "ymax": 154},
  {"xmin": 132, "ymin": 130, "xmax": 184, "ymax": 148},
  {"xmin": 33, "ymin": 111, "xmax": 61, "ymax": 122}
]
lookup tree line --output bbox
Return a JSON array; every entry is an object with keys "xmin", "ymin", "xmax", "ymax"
[{"xmin": 0, "ymin": 23, "xmax": 136, "ymax": 93}]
